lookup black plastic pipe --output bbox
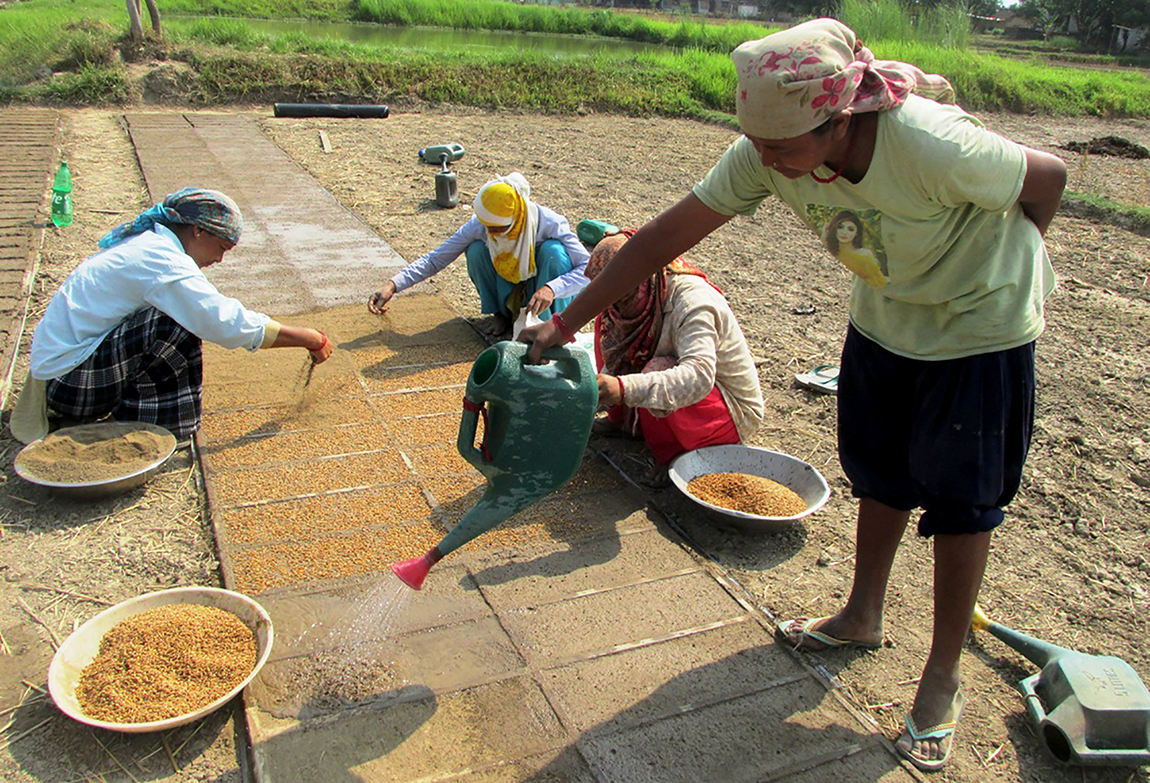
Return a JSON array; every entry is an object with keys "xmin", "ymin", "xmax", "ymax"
[{"xmin": 272, "ymin": 103, "xmax": 390, "ymax": 119}]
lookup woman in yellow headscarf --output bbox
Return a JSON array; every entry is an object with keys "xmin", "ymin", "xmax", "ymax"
[{"xmin": 368, "ymin": 172, "xmax": 589, "ymax": 336}]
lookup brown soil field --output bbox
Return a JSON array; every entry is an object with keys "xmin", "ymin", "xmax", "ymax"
[{"xmin": 0, "ymin": 105, "xmax": 1148, "ymax": 782}]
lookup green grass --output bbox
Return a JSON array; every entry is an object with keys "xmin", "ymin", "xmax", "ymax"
[
  {"xmin": 0, "ymin": 4, "xmax": 120, "ymax": 86},
  {"xmin": 2, "ymin": 0, "xmax": 1150, "ymax": 120},
  {"xmin": 839, "ymin": 0, "xmax": 971, "ymax": 49},
  {"xmin": 1062, "ymin": 190, "xmax": 1150, "ymax": 236},
  {"xmin": 160, "ymin": 0, "xmax": 352, "ymax": 21},
  {"xmin": 876, "ymin": 40, "xmax": 1150, "ymax": 115}
]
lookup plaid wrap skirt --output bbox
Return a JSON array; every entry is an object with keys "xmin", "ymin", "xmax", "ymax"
[{"xmin": 46, "ymin": 307, "xmax": 203, "ymax": 439}]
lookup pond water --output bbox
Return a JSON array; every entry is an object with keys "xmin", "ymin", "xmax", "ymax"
[{"xmin": 235, "ymin": 17, "xmax": 668, "ymax": 57}]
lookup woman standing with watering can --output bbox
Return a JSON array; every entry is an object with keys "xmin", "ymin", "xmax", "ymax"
[
  {"xmin": 520, "ymin": 18, "xmax": 1067, "ymax": 772},
  {"xmin": 368, "ymin": 172, "xmax": 589, "ymax": 337}
]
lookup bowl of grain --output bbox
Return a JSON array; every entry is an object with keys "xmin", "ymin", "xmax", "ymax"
[
  {"xmin": 48, "ymin": 586, "xmax": 274, "ymax": 733},
  {"xmin": 14, "ymin": 421, "xmax": 178, "ymax": 500},
  {"xmin": 668, "ymin": 445, "xmax": 830, "ymax": 532}
]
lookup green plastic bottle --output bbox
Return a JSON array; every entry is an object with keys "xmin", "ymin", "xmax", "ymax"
[
  {"xmin": 576, "ymin": 218, "xmax": 619, "ymax": 247},
  {"xmin": 51, "ymin": 162, "xmax": 73, "ymax": 228}
]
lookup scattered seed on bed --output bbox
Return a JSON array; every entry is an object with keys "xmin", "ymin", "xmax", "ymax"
[
  {"xmin": 201, "ymin": 398, "xmax": 379, "ymax": 444},
  {"xmin": 203, "ymin": 423, "xmax": 391, "ymax": 469},
  {"xmin": 355, "ymin": 342, "xmax": 483, "ymax": 376},
  {"xmin": 373, "ymin": 388, "xmax": 467, "ymax": 419},
  {"xmin": 421, "ymin": 474, "xmax": 485, "ymax": 508},
  {"xmin": 362, "ymin": 362, "xmax": 473, "ymax": 393},
  {"xmin": 212, "ymin": 450, "xmax": 412, "ymax": 507},
  {"xmin": 204, "ymin": 374, "xmax": 362, "ymax": 410},
  {"xmin": 221, "ymin": 482, "xmax": 432, "ymax": 545},
  {"xmin": 75, "ymin": 604, "xmax": 256, "ymax": 724},
  {"xmin": 231, "ymin": 519, "xmax": 447, "ymax": 593},
  {"xmin": 408, "ymin": 443, "xmax": 479, "ymax": 477},
  {"xmin": 687, "ymin": 472, "xmax": 807, "ymax": 517},
  {"xmin": 390, "ymin": 414, "xmax": 461, "ymax": 448}
]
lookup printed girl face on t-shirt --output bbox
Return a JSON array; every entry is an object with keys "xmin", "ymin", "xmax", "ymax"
[
  {"xmin": 825, "ymin": 211, "xmax": 866, "ymax": 255},
  {"xmin": 835, "ymin": 219, "xmax": 859, "ymax": 247},
  {"xmin": 807, "ymin": 206, "xmax": 890, "ymax": 288}
]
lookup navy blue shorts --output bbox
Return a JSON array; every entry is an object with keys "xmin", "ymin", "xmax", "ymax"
[{"xmin": 837, "ymin": 324, "xmax": 1035, "ymax": 537}]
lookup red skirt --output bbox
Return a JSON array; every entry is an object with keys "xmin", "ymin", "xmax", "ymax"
[{"xmin": 609, "ymin": 385, "xmax": 740, "ymax": 465}]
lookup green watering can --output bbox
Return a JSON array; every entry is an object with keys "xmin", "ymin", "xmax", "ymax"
[
  {"xmin": 391, "ymin": 340, "xmax": 598, "ymax": 590},
  {"xmin": 972, "ymin": 604, "xmax": 1150, "ymax": 766}
]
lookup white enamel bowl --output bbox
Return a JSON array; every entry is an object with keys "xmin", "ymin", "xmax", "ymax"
[
  {"xmin": 668, "ymin": 445, "xmax": 830, "ymax": 532},
  {"xmin": 48, "ymin": 586, "xmax": 273, "ymax": 733}
]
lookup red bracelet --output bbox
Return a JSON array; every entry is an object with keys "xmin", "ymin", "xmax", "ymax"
[
  {"xmin": 617, "ymin": 376, "xmax": 626, "ymax": 406},
  {"xmin": 314, "ymin": 330, "xmax": 328, "ymax": 351},
  {"xmin": 551, "ymin": 313, "xmax": 577, "ymax": 344}
]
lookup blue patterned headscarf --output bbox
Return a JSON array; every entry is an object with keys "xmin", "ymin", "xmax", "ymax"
[{"xmin": 98, "ymin": 187, "xmax": 243, "ymax": 249}]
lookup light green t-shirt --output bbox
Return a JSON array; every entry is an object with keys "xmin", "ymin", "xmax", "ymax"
[{"xmin": 693, "ymin": 95, "xmax": 1055, "ymax": 360}]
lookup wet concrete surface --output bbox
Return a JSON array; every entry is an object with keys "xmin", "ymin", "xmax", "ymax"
[
  {"xmin": 126, "ymin": 113, "xmax": 921, "ymax": 782},
  {"xmin": 122, "ymin": 112, "xmax": 406, "ymax": 315}
]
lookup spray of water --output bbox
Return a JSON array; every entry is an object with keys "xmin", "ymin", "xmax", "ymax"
[
  {"xmin": 321, "ymin": 574, "xmax": 412, "ymax": 650},
  {"xmin": 275, "ymin": 574, "xmax": 414, "ymax": 717}
]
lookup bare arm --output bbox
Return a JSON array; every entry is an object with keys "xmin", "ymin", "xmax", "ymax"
[
  {"xmin": 1018, "ymin": 148, "xmax": 1067, "ymax": 236},
  {"xmin": 272, "ymin": 324, "xmax": 333, "ymax": 362},
  {"xmin": 520, "ymin": 194, "xmax": 733, "ymax": 361}
]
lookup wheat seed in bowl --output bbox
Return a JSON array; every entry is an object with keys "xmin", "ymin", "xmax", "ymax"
[
  {"xmin": 687, "ymin": 472, "xmax": 807, "ymax": 517},
  {"xmin": 75, "ymin": 604, "xmax": 257, "ymax": 724}
]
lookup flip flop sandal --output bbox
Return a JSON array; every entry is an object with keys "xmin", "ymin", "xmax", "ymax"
[
  {"xmin": 794, "ymin": 364, "xmax": 840, "ymax": 395},
  {"xmin": 776, "ymin": 616, "xmax": 883, "ymax": 651},
  {"xmin": 897, "ymin": 691, "xmax": 966, "ymax": 773}
]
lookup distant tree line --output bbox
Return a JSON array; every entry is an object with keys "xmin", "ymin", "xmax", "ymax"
[{"xmin": 1016, "ymin": 0, "xmax": 1150, "ymax": 49}]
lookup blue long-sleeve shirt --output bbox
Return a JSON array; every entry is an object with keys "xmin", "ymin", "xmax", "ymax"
[
  {"xmin": 31, "ymin": 224, "xmax": 270, "ymax": 380},
  {"xmin": 391, "ymin": 205, "xmax": 590, "ymax": 298}
]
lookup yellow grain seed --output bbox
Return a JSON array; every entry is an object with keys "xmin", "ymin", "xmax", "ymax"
[
  {"xmin": 363, "ymin": 362, "xmax": 472, "ymax": 393},
  {"xmin": 374, "ymin": 389, "xmax": 466, "ymax": 418},
  {"xmin": 204, "ymin": 424, "xmax": 389, "ymax": 469},
  {"xmin": 76, "ymin": 605, "xmax": 256, "ymax": 723},
  {"xmin": 687, "ymin": 472, "xmax": 807, "ymax": 517},
  {"xmin": 212, "ymin": 450, "xmax": 411, "ymax": 507}
]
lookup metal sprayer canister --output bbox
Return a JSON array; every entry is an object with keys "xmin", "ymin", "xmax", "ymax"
[{"xmin": 434, "ymin": 154, "xmax": 459, "ymax": 208}]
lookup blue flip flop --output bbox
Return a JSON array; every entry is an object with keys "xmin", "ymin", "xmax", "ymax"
[
  {"xmin": 897, "ymin": 691, "xmax": 966, "ymax": 772},
  {"xmin": 794, "ymin": 364, "xmax": 839, "ymax": 394}
]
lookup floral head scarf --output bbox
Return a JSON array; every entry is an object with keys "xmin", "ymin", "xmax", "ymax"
[
  {"xmin": 733, "ymin": 18, "xmax": 955, "ymax": 139},
  {"xmin": 98, "ymin": 187, "xmax": 243, "ymax": 249},
  {"xmin": 590, "ymin": 232, "xmax": 721, "ymax": 434},
  {"xmin": 472, "ymin": 172, "xmax": 539, "ymax": 285}
]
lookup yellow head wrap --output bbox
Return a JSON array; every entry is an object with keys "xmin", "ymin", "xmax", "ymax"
[{"xmin": 472, "ymin": 173, "xmax": 538, "ymax": 284}]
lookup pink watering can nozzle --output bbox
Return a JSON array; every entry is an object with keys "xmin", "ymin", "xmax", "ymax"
[{"xmin": 390, "ymin": 547, "xmax": 443, "ymax": 591}]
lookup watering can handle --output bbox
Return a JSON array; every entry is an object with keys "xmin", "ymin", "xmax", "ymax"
[
  {"xmin": 1019, "ymin": 675, "xmax": 1049, "ymax": 723},
  {"xmin": 529, "ymin": 345, "xmax": 589, "ymax": 376},
  {"xmin": 460, "ymin": 397, "xmax": 492, "ymax": 464}
]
